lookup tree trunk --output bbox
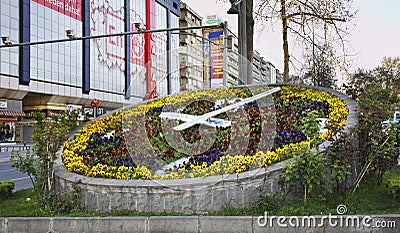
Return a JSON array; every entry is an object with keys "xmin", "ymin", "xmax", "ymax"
[
  {"xmin": 280, "ymin": 0, "xmax": 289, "ymax": 82},
  {"xmin": 246, "ymin": 0, "xmax": 254, "ymax": 84}
]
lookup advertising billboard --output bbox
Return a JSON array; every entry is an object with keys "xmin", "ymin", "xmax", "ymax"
[
  {"xmin": 30, "ymin": 0, "xmax": 83, "ymax": 87},
  {"xmin": 208, "ymin": 31, "xmax": 224, "ymax": 88},
  {"xmin": 32, "ymin": 0, "xmax": 82, "ymax": 21}
]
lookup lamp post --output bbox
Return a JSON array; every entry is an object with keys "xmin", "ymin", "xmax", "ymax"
[
  {"xmin": 0, "ymin": 24, "xmax": 224, "ymax": 48},
  {"xmin": 228, "ymin": 0, "xmax": 247, "ymax": 85},
  {"xmin": 91, "ymin": 98, "xmax": 99, "ymax": 118}
]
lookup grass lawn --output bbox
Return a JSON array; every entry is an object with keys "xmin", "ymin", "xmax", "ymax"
[
  {"xmin": 217, "ymin": 172, "xmax": 400, "ymax": 216},
  {"xmin": 0, "ymin": 189, "xmax": 98, "ymax": 217}
]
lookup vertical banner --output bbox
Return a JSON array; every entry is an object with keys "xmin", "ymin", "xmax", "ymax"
[
  {"xmin": 208, "ymin": 31, "xmax": 224, "ymax": 88},
  {"xmin": 144, "ymin": 0, "xmax": 158, "ymax": 99}
]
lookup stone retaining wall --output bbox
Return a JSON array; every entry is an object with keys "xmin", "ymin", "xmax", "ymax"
[
  {"xmin": 54, "ymin": 84, "xmax": 358, "ymax": 214},
  {"xmin": 54, "ymin": 161, "xmax": 284, "ymax": 214}
]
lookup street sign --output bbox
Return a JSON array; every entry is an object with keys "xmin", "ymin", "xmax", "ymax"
[
  {"xmin": 91, "ymin": 98, "xmax": 100, "ymax": 107},
  {"xmin": 205, "ymin": 15, "xmax": 221, "ymax": 26}
]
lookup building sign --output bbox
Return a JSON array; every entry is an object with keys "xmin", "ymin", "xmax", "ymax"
[
  {"xmin": 89, "ymin": 0, "xmax": 169, "ymax": 97},
  {"xmin": 84, "ymin": 107, "xmax": 104, "ymax": 118},
  {"xmin": 91, "ymin": 0, "xmax": 146, "ymax": 71},
  {"xmin": 0, "ymin": 101, "xmax": 7, "ymax": 109},
  {"xmin": 32, "ymin": 0, "xmax": 82, "ymax": 21},
  {"xmin": 91, "ymin": 2, "xmax": 125, "ymax": 71},
  {"xmin": 206, "ymin": 15, "xmax": 221, "ymax": 26},
  {"xmin": 90, "ymin": 0, "xmax": 149, "ymax": 95},
  {"xmin": 208, "ymin": 31, "xmax": 224, "ymax": 88}
]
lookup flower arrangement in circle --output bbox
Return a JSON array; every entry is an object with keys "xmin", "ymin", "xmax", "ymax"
[{"xmin": 62, "ymin": 86, "xmax": 348, "ymax": 180}]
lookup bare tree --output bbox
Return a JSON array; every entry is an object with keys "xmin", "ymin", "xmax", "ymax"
[
  {"xmin": 302, "ymin": 46, "xmax": 337, "ymax": 88},
  {"xmin": 255, "ymin": 0, "xmax": 357, "ymax": 82}
]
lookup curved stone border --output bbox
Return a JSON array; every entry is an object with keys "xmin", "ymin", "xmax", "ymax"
[{"xmin": 54, "ymin": 84, "xmax": 358, "ymax": 214}]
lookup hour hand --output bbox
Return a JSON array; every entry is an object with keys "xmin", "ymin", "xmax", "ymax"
[{"xmin": 159, "ymin": 112, "xmax": 231, "ymax": 131}]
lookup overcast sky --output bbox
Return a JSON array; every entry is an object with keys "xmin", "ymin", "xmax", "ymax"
[{"xmin": 182, "ymin": 0, "xmax": 400, "ymax": 74}]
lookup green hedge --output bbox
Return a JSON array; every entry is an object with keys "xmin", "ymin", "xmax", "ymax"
[{"xmin": 0, "ymin": 180, "xmax": 15, "ymax": 200}]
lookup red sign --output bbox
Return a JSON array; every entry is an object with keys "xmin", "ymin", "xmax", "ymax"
[
  {"xmin": 102, "ymin": 11, "xmax": 145, "ymax": 66},
  {"xmin": 91, "ymin": 98, "xmax": 100, "ymax": 107},
  {"xmin": 32, "ymin": 0, "xmax": 82, "ymax": 21},
  {"xmin": 149, "ymin": 90, "xmax": 160, "ymax": 99}
]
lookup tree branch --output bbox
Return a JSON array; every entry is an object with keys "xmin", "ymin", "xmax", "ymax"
[{"xmin": 287, "ymin": 12, "xmax": 346, "ymax": 22}]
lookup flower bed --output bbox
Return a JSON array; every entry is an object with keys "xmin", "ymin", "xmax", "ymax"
[{"xmin": 62, "ymin": 86, "xmax": 348, "ymax": 180}]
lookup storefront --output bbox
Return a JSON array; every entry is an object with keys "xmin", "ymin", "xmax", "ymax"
[{"xmin": 0, "ymin": 100, "xmax": 26, "ymax": 143}]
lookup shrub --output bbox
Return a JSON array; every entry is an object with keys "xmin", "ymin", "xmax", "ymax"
[
  {"xmin": 383, "ymin": 167, "xmax": 400, "ymax": 202},
  {"xmin": 0, "ymin": 180, "xmax": 15, "ymax": 200}
]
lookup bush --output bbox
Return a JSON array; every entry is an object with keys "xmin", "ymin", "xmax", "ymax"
[
  {"xmin": 383, "ymin": 167, "xmax": 400, "ymax": 202},
  {"xmin": 0, "ymin": 180, "xmax": 15, "ymax": 200}
]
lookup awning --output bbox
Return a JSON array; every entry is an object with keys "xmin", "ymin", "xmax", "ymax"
[{"xmin": 0, "ymin": 110, "xmax": 26, "ymax": 118}]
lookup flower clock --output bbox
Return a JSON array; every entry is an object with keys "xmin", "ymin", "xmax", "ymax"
[{"xmin": 62, "ymin": 86, "xmax": 348, "ymax": 180}]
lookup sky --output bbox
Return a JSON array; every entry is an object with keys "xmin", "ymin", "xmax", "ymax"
[{"xmin": 182, "ymin": 0, "xmax": 400, "ymax": 75}]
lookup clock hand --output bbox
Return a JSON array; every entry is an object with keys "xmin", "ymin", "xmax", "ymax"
[{"xmin": 160, "ymin": 87, "xmax": 280, "ymax": 131}]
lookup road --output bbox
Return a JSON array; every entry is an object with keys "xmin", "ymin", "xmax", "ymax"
[{"xmin": 0, "ymin": 145, "xmax": 33, "ymax": 191}]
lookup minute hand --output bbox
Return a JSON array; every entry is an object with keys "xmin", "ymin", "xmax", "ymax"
[
  {"xmin": 201, "ymin": 87, "xmax": 280, "ymax": 119},
  {"xmin": 173, "ymin": 87, "xmax": 280, "ymax": 131}
]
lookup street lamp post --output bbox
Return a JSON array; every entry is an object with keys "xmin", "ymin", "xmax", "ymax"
[{"xmin": 0, "ymin": 24, "xmax": 224, "ymax": 49}]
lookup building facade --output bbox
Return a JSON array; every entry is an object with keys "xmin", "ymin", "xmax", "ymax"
[
  {"xmin": 201, "ymin": 14, "xmax": 279, "ymax": 88},
  {"xmin": 0, "ymin": 0, "xmax": 180, "ymax": 142},
  {"xmin": 252, "ymin": 50, "xmax": 280, "ymax": 85},
  {"xmin": 179, "ymin": 1, "xmax": 204, "ymax": 92},
  {"xmin": 225, "ymin": 31, "xmax": 239, "ymax": 86}
]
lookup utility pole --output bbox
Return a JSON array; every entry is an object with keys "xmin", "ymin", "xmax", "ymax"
[
  {"xmin": 312, "ymin": 25, "xmax": 316, "ymax": 86},
  {"xmin": 238, "ymin": 0, "xmax": 247, "ymax": 85},
  {"xmin": 227, "ymin": 0, "xmax": 253, "ymax": 86}
]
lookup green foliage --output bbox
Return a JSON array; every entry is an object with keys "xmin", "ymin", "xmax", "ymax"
[
  {"xmin": 283, "ymin": 144, "xmax": 328, "ymax": 203},
  {"xmin": 356, "ymin": 87, "xmax": 399, "ymax": 185},
  {"xmin": 325, "ymin": 128, "xmax": 357, "ymax": 193},
  {"xmin": 299, "ymin": 111, "xmax": 320, "ymax": 139},
  {"xmin": 278, "ymin": 109, "xmax": 338, "ymax": 202},
  {"xmin": 383, "ymin": 167, "xmax": 400, "ymax": 201},
  {"xmin": 344, "ymin": 60, "xmax": 400, "ymax": 187},
  {"xmin": 343, "ymin": 57, "xmax": 400, "ymax": 101},
  {"xmin": 10, "ymin": 110, "xmax": 81, "ymax": 209},
  {"xmin": 43, "ymin": 184, "xmax": 82, "ymax": 214},
  {"xmin": 252, "ymin": 190, "xmax": 284, "ymax": 214},
  {"xmin": 0, "ymin": 180, "xmax": 15, "ymax": 200},
  {"xmin": 10, "ymin": 151, "xmax": 38, "ymax": 191},
  {"xmin": 0, "ymin": 188, "xmax": 98, "ymax": 217}
]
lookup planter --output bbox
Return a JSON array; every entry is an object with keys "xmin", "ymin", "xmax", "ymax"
[{"xmin": 54, "ymin": 84, "xmax": 357, "ymax": 213}]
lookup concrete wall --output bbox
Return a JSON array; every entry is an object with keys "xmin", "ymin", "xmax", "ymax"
[
  {"xmin": 1, "ymin": 215, "xmax": 398, "ymax": 233},
  {"xmin": 54, "ymin": 84, "xmax": 358, "ymax": 214}
]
